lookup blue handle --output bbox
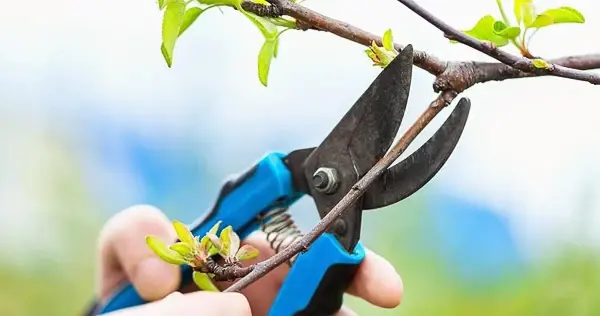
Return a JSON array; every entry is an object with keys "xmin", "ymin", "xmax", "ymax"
[
  {"xmin": 269, "ymin": 233, "xmax": 366, "ymax": 316},
  {"xmin": 98, "ymin": 152, "xmax": 301, "ymax": 314}
]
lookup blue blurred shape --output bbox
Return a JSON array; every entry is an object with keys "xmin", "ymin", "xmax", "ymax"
[
  {"xmin": 125, "ymin": 133, "xmax": 204, "ymax": 203},
  {"xmin": 428, "ymin": 193, "xmax": 525, "ymax": 286},
  {"xmin": 80, "ymin": 119, "xmax": 216, "ymax": 223}
]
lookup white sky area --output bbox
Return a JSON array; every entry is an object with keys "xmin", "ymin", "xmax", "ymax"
[{"xmin": 1, "ymin": 0, "xmax": 600, "ymax": 261}]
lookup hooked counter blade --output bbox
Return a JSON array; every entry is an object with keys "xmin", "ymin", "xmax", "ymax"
[{"xmin": 362, "ymin": 97, "xmax": 471, "ymax": 210}]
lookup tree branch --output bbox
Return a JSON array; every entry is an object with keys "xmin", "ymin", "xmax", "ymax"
[
  {"xmin": 202, "ymin": 257, "xmax": 254, "ymax": 282},
  {"xmin": 240, "ymin": 0, "xmax": 600, "ymax": 93},
  {"xmin": 470, "ymin": 53, "xmax": 600, "ymax": 84},
  {"xmin": 279, "ymin": 0, "xmax": 447, "ymax": 75},
  {"xmin": 395, "ymin": 0, "xmax": 600, "ymax": 85},
  {"xmin": 214, "ymin": 0, "xmax": 600, "ymax": 292}
]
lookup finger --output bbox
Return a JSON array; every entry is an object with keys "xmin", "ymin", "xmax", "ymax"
[
  {"xmin": 345, "ymin": 248, "xmax": 403, "ymax": 308},
  {"xmin": 333, "ymin": 305, "xmax": 358, "ymax": 316},
  {"xmin": 97, "ymin": 205, "xmax": 181, "ymax": 302},
  {"xmin": 162, "ymin": 291, "xmax": 184, "ymax": 301},
  {"xmin": 106, "ymin": 292, "xmax": 252, "ymax": 316},
  {"xmin": 162, "ymin": 292, "xmax": 252, "ymax": 316},
  {"xmin": 214, "ymin": 231, "xmax": 291, "ymax": 315}
]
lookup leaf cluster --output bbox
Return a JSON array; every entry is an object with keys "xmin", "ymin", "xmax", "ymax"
[
  {"xmin": 146, "ymin": 220, "xmax": 259, "ymax": 292},
  {"xmin": 155, "ymin": 0, "xmax": 591, "ymax": 85},
  {"xmin": 456, "ymin": 0, "xmax": 585, "ymax": 58},
  {"xmin": 365, "ymin": 29, "xmax": 399, "ymax": 68},
  {"xmin": 159, "ymin": 0, "xmax": 297, "ymax": 86}
]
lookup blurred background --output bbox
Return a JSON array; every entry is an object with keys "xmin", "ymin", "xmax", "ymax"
[{"xmin": 1, "ymin": 0, "xmax": 600, "ymax": 314}]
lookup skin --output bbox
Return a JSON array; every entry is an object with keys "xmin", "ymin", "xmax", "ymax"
[{"xmin": 96, "ymin": 205, "xmax": 404, "ymax": 315}]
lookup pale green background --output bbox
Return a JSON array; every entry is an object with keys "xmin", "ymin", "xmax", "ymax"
[{"xmin": 1, "ymin": 0, "xmax": 600, "ymax": 315}]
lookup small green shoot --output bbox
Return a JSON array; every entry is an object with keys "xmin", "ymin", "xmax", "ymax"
[
  {"xmin": 365, "ymin": 29, "xmax": 399, "ymax": 68},
  {"xmin": 146, "ymin": 220, "xmax": 260, "ymax": 292},
  {"xmin": 532, "ymin": 58, "xmax": 552, "ymax": 69}
]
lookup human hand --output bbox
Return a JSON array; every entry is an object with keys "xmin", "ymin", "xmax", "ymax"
[{"xmin": 95, "ymin": 205, "xmax": 403, "ymax": 315}]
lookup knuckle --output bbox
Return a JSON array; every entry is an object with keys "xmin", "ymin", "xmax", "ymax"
[
  {"xmin": 97, "ymin": 204, "xmax": 170, "ymax": 249},
  {"xmin": 109, "ymin": 204, "xmax": 168, "ymax": 233},
  {"xmin": 119, "ymin": 204, "xmax": 167, "ymax": 225}
]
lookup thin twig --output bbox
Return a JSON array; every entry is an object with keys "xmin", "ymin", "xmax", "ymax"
[
  {"xmin": 224, "ymin": 91, "xmax": 454, "ymax": 292},
  {"xmin": 395, "ymin": 0, "xmax": 600, "ymax": 85},
  {"xmin": 214, "ymin": 0, "xmax": 600, "ymax": 291},
  {"xmin": 278, "ymin": 0, "xmax": 447, "ymax": 75},
  {"xmin": 469, "ymin": 53, "xmax": 600, "ymax": 84},
  {"xmin": 240, "ymin": 0, "xmax": 600, "ymax": 92}
]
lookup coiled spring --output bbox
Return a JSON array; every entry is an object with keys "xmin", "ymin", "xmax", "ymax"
[{"xmin": 259, "ymin": 206, "xmax": 303, "ymax": 265}]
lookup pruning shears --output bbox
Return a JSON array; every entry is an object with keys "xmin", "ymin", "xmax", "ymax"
[{"xmin": 91, "ymin": 44, "xmax": 471, "ymax": 315}]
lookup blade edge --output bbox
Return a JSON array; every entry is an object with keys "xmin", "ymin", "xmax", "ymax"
[{"xmin": 362, "ymin": 97, "xmax": 472, "ymax": 210}]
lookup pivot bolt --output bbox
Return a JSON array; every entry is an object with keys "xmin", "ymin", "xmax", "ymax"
[{"xmin": 312, "ymin": 167, "xmax": 339, "ymax": 194}]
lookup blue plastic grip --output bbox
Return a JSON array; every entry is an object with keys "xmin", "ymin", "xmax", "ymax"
[
  {"xmin": 98, "ymin": 152, "xmax": 300, "ymax": 314},
  {"xmin": 269, "ymin": 233, "xmax": 366, "ymax": 316}
]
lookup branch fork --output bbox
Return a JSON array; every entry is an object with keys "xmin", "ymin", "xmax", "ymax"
[{"xmin": 151, "ymin": 0, "xmax": 600, "ymax": 293}]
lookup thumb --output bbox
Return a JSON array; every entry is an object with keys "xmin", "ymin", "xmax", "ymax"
[
  {"xmin": 96, "ymin": 205, "xmax": 181, "ymax": 302},
  {"xmin": 105, "ymin": 292, "xmax": 252, "ymax": 316}
]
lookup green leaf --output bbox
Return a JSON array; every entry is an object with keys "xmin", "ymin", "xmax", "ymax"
[
  {"xmin": 242, "ymin": 11, "xmax": 278, "ymax": 39},
  {"xmin": 170, "ymin": 242, "xmax": 193, "ymax": 257},
  {"xmin": 201, "ymin": 221, "xmax": 221, "ymax": 249},
  {"xmin": 208, "ymin": 221, "xmax": 221, "ymax": 235},
  {"xmin": 173, "ymin": 220, "xmax": 195, "ymax": 247},
  {"xmin": 529, "ymin": 6, "xmax": 585, "ymax": 28},
  {"xmin": 207, "ymin": 244, "xmax": 220, "ymax": 256},
  {"xmin": 365, "ymin": 48, "xmax": 378, "ymax": 63},
  {"xmin": 492, "ymin": 21, "xmax": 521, "ymax": 39},
  {"xmin": 228, "ymin": 230, "xmax": 241, "ymax": 259},
  {"xmin": 160, "ymin": 44, "xmax": 172, "ymax": 68},
  {"xmin": 528, "ymin": 14, "xmax": 553, "ymax": 28},
  {"xmin": 146, "ymin": 236, "xmax": 187, "ymax": 265},
  {"xmin": 514, "ymin": 0, "xmax": 536, "ymax": 26},
  {"xmin": 236, "ymin": 244, "xmax": 259, "ymax": 261},
  {"xmin": 382, "ymin": 29, "xmax": 394, "ymax": 51},
  {"xmin": 269, "ymin": 17, "xmax": 297, "ymax": 29},
  {"xmin": 161, "ymin": 0, "xmax": 186, "ymax": 67},
  {"xmin": 206, "ymin": 233, "xmax": 221, "ymax": 251},
  {"xmin": 219, "ymin": 226, "xmax": 233, "ymax": 257},
  {"xmin": 179, "ymin": 7, "xmax": 204, "ymax": 37},
  {"xmin": 373, "ymin": 46, "xmax": 396, "ymax": 67},
  {"xmin": 273, "ymin": 37, "xmax": 279, "ymax": 58},
  {"xmin": 192, "ymin": 271, "xmax": 220, "ymax": 292},
  {"xmin": 532, "ymin": 58, "xmax": 551, "ymax": 69},
  {"xmin": 462, "ymin": 15, "xmax": 511, "ymax": 47},
  {"xmin": 258, "ymin": 39, "xmax": 276, "ymax": 86},
  {"xmin": 498, "ymin": 26, "xmax": 521, "ymax": 39},
  {"xmin": 364, "ymin": 41, "xmax": 398, "ymax": 68},
  {"xmin": 158, "ymin": 0, "xmax": 165, "ymax": 10}
]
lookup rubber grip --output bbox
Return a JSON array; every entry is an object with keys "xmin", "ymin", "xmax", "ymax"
[
  {"xmin": 96, "ymin": 152, "xmax": 300, "ymax": 314},
  {"xmin": 269, "ymin": 233, "xmax": 366, "ymax": 316}
]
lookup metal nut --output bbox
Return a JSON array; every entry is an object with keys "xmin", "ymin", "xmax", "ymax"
[{"xmin": 312, "ymin": 167, "xmax": 339, "ymax": 194}]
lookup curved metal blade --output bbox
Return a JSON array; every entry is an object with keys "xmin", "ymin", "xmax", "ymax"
[
  {"xmin": 346, "ymin": 44, "xmax": 414, "ymax": 169},
  {"xmin": 300, "ymin": 45, "xmax": 416, "ymax": 251},
  {"xmin": 362, "ymin": 97, "xmax": 471, "ymax": 210}
]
